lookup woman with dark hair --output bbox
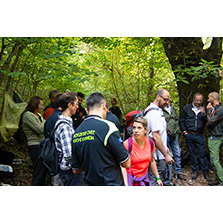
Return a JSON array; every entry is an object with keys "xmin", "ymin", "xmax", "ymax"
[
  {"xmin": 122, "ymin": 117, "xmax": 163, "ymax": 186},
  {"xmin": 22, "ymin": 96, "xmax": 47, "ymax": 185},
  {"xmin": 109, "ymin": 97, "xmax": 122, "ymax": 121}
]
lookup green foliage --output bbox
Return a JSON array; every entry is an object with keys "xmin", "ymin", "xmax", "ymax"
[{"xmin": 174, "ymin": 59, "xmax": 222, "ymax": 87}]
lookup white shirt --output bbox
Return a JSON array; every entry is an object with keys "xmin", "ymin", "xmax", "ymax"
[
  {"xmin": 192, "ymin": 103, "xmax": 201, "ymax": 116},
  {"xmin": 163, "ymin": 105, "xmax": 171, "ymax": 115},
  {"xmin": 144, "ymin": 103, "xmax": 167, "ymax": 160}
]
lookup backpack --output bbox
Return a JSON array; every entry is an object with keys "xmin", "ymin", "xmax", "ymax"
[
  {"xmin": 124, "ymin": 107, "xmax": 158, "ymax": 140},
  {"xmin": 39, "ymin": 121, "xmax": 67, "ymax": 176}
]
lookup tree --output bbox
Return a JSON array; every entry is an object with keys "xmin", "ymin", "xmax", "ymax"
[
  {"xmin": 77, "ymin": 37, "xmax": 174, "ymax": 115},
  {"xmin": 161, "ymin": 37, "xmax": 223, "ymax": 111}
]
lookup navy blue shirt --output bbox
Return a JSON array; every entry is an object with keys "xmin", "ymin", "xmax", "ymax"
[
  {"xmin": 71, "ymin": 115, "xmax": 130, "ymax": 186},
  {"xmin": 44, "ymin": 108, "xmax": 62, "ymax": 138}
]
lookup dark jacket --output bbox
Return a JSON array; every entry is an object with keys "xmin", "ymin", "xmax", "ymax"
[
  {"xmin": 109, "ymin": 106, "xmax": 122, "ymax": 121},
  {"xmin": 44, "ymin": 108, "xmax": 62, "ymax": 138},
  {"xmin": 179, "ymin": 103, "xmax": 207, "ymax": 134},
  {"xmin": 163, "ymin": 105, "xmax": 180, "ymax": 137},
  {"xmin": 106, "ymin": 111, "xmax": 122, "ymax": 133},
  {"xmin": 207, "ymin": 103, "xmax": 223, "ymax": 137},
  {"xmin": 71, "ymin": 104, "xmax": 87, "ymax": 129}
]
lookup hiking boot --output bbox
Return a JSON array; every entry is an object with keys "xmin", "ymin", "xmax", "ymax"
[
  {"xmin": 176, "ymin": 173, "xmax": 186, "ymax": 180},
  {"xmin": 203, "ymin": 173, "xmax": 211, "ymax": 182},
  {"xmin": 208, "ymin": 180, "xmax": 219, "ymax": 186},
  {"xmin": 192, "ymin": 172, "xmax": 198, "ymax": 180}
]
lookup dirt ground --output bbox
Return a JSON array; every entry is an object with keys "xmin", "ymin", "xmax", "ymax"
[{"xmin": 0, "ymin": 139, "xmax": 217, "ymax": 186}]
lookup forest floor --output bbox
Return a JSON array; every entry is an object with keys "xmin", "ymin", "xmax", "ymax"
[{"xmin": 0, "ymin": 139, "xmax": 218, "ymax": 186}]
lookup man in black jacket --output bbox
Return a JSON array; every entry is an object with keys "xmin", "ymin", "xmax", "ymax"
[{"xmin": 179, "ymin": 93, "xmax": 210, "ymax": 181}]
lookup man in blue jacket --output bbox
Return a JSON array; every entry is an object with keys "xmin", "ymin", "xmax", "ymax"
[{"xmin": 179, "ymin": 93, "xmax": 211, "ymax": 181}]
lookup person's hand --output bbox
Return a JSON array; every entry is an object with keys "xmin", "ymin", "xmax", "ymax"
[
  {"xmin": 200, "ymin": 106, "xmax": 205, "ymax": 114},
  {"xmin": 165, "ymin": 153, "xmax": 174, "ymax": 164},
  {"xmin": 207, "ymin": 103, "xmax": 213, "ymax": 111},
  {"xmin": 157, "ymin": 180, "xmax": 163, "ymax": 186}
]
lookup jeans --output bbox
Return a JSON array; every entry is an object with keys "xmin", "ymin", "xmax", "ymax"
[
  {"xmin": 208, "ymin": 136, "xmax": 223, "ymax": 184},
  {"xmin": 148, "ymin": 159, "xmax": 168, "ymax": 186},
  {"xmin": 163, "ymin": 135, "xmax": 182, "ymax": 185},
  {"xmin": 29, "ymin": 145, "xmax": 47, "ymax": 186},
  {"xmin": 59, "ymin": 168, "xmax": 84, "ymax": 186},
  {"xmin": 53, "ymin": 173, "xmax": 64, "ymax": 186},
  {"xmin": 168, "ymin": 135, "xmax": 182, "ymax": 174},
  {"xmin": 185, "ymin": 133, "xmax": 209, "ymax": 174}
]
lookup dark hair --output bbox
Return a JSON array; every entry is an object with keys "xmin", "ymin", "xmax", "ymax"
[
  {"xmin": 54, "ymin": 93, "xmax": 63, "ymax": 108},
  {"xmin": 58, "ymin": 92, "xmax": 77, "ymax": 112},
  {"xmin": 49, "ymin": 89, "xmax": 60, "ymax": 100},
  {"xmin": 77, "ymin": 92, "xmax": 85, "ymax": 98},
  {"xmin": 86, "ymin": 92, "xmax": 106, "ymax": 111},
  {"xmin": 111, "ymin": 97, "xmax": 118, "ymax": 105},
  {"xmin": 27, "ymin": 96, "xmax": 43, "ymax": 113}
]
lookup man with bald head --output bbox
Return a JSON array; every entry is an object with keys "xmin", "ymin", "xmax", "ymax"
[
  {"xmin": 144, "ymin": 88, "xmax": 174, "ymax": 186},
  {"xmin": 207, "ymin": 92, "xmax": 223, "ymax": 185}
]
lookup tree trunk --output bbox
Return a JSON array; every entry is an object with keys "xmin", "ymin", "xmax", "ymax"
[{"xmin": 161, "ymin": 37, "xmax": 223, "ymax": 112}]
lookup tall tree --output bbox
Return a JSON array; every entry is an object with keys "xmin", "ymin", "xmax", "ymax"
[{"xmin": 161, "ymin": 37, "xmax": 223, "ymax": 111}]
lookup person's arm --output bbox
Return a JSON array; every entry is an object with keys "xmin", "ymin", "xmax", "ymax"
[
  {"xmin": 179, "ymin": 108, "xmax": 188, "ymax": 135},
  {"xmin": 106, "ymin": 123, "xmax": 131, "ymax": 168},
  {"xmin": 23, "ymin": 112, "xmax": 45, "ymax": 134},
  {"xmin": 72, "ymin": 168, "xmax": 83, "ymax": 174},
  {"xmin": 152, "ymin": 131, "xmax": 174, "ymax": 164},
  {"xmin": 207, "ymin": 104, "xmax": 223, "ymax": 126},
  {"xmin": 120, "ymin": 166, "xmax": 128, "ymax": 186},
  {"xmin": 60, "ymin": 125, "xmax": 73, "ymax": 163},
  {"xmin": 120, "ymin": 157, "xmax": 131, "ymax": 168},
  {"xmin": 150, "ymin": 151, "xmax": 163, "ymax": 186}
]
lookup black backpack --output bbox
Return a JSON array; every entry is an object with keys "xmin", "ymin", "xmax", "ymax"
[{"xmin": 39, "ymin": 121, "xmax": 67, "ymax": 176}]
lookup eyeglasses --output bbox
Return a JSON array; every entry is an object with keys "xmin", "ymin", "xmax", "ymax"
[
  {"xmin": 159, "ymin": 95, "xmax": 170, "ymax": 102},
  {"xmin": 71, "ymin": 102, "xmax": 79, "ymax": 106}
]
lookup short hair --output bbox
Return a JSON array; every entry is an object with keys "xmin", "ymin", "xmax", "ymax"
[
  {"xmin": 86, "ymin": 92, "xmax": 106, "ymax": 111},
  {"xmin": 111, "ymin": 97, "xmax": 118, "ymax": 105},
  {"xmin": 49, "ymin": 90, "xmax": 60, "ymax": 100},
  {"xmin": 77, "ymin": 92, "xmax": 85, "ymax": 98},
  {"xmin": 193, "ymin": 93, "xmax": 203, "ymax": 100},
  {"xmin": 132, "ymin": 116, "xmax": 148, "ymax": 129},
  {"xmin": 155, "ymin": 88, "xmax": 167, "ymax": 98},
  {"xmin": 58, "ymin": 92, "xmax": 77, "ymax": 112},
  {"xmin": 209, "ymin": 92, "xmax": 219, "ymax": 101},
  {"xmin": 27, "ymin": 96, "xmax": 43, "ymax": 113}
]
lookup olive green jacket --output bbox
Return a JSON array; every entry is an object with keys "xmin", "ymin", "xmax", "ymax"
[
  {"xmin": 163, "ymin": 105, "xmax": 180, "ymax": 137},
  {"xmin": 22, "ymin": 111, "xmax": 45, "ymax": 146}
]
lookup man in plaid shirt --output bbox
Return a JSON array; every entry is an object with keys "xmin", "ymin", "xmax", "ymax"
[{"xmin": 54, "ymin": 92, "xmax": 83, "ymax": 186}]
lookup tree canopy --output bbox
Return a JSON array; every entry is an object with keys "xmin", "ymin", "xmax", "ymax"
[{"xmin": 0, "ymin": 37, "xmax": 222, "ymax": 117}]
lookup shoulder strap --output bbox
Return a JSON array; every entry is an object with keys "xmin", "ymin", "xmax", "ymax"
[
  {"xmin": 127, "ymin": 137, "xmax": 133, "ymax": 153},
  {"xmin": 143, "ymin": 107, "xmax": 158, "ymax": 117},
  {"xmin": 51, "ymin": 121, "xmax": 70, "ymax": 137},
  {"xmin": 148, "ymin": 137, "xmax": 154, "ymax": 159}
]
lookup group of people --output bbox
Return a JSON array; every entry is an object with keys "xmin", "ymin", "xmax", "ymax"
[{"xmin": 22, "ymin": 88, "xmax": 223, "ymax": 186}]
